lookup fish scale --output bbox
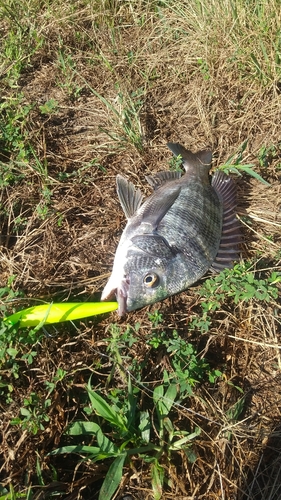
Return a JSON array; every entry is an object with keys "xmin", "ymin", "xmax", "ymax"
[
  {"xmin": 101, "ymin": 143, "xmax": 240, "ymax": 316},
  {"xmin": 158, "ymin": 185, "xmax": 221, "ymax": 259}
]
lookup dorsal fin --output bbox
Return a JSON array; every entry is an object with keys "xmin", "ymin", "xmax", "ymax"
[
  {"xmin": 116, "ymin": 174, "xmax": 143, "ymax": 219},
  {"xmin": 167, "ymin": 143, "xmax": 212, "ymax": 175},
  {"xmin": 145, "ymin": 171, "xmax": 182, "ymax": 190},
  {"xmin": 211, "ymin": 170, "xmax": 241, "ymax": 271}
]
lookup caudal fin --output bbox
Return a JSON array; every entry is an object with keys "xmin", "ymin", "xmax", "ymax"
[{"xmin": 167, "ymin": 143, "xmax": 212, "ymax": 174}]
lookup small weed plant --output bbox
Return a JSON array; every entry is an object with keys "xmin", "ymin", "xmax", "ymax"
[
  {"xmin": 168, "ymin": 152, "xmax": 184, "ymax": 172},
  {"xmin": 107, "ymin": 314, "xmax": 221, "ymax": 396},
  {"xmin": 51, "ymin": 375, "xmax": 200, "ymax": 500},
  {"xmin": 190, "ymin": 262, "xmax": 281, "ymax": 333},
  {"xmin": 0, "ymin": 278, "xmax": 45, "ymax": 404},
  {"xmin": 219, "ymin": 140, "xmax": 270, "ymax": 185},
  {"xmin": 50, "ymin": 314, "xmax": 223, "ymax": 499},
  {"xmin": 0, "ymin": 95, "xmax": 33, "ymax": 164},
  {"xmin": 10, "ymin": 368, "xmax": 67, "ymax": 435},
  {"xmin": 148, "ymin": 328, "xmax": 221, "ymax": 394}
]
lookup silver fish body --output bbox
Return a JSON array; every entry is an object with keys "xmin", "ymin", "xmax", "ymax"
[{"xmin": 102, "ymin": 143, "xmax": 240, "ymax": 315}]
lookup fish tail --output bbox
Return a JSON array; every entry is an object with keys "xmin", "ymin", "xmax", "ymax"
[{"xmin": 167, "ymin": 143, "xmax": 212, "ymax": 177}]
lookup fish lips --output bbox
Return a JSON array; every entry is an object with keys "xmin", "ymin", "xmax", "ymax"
[
  {"xmin": 102, "ymin": 277, "xmax": 130, "ymax": 317},
  {"xmin": 116, "ymin": 277, "xmax": 130, "ymax": 316}
]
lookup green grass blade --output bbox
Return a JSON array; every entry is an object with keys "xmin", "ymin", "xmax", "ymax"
[
  {"xmin": 67, "ymin": 421, "xmax": 100, "ymax": 435},
  {"xmin": 220, "ymin": 163, "xmax": 270, "ymax": 185},
  {"xmin": 36, "ymin": 454, "xmax": 45, "ymax": 486},
  {"xmin": 96, "ymin": 427, "xmax": 118, "ymax": 454},
  {"xmin": 127, "ymin": 374, "xmax": 137, "ymax": 431},
  {"xmin": 98, "ymin": 453, "xmax": 126, "ymax": 500},
  {"xmin": 87, "ymin": 382, "xmax": 128, "ymax": 433},
  {"xmin": 170, "ymin": 434, "xmax": 198, "ymax": 451},
  {"xmin": 49, "ymin": 445, "xmax": 100, "ymax": 456},
  {"xmin": 151, "ymin": 460, "xmax": 164, "ymax": 500},
  {"xmin": 226, "ymin": 395, "xmax": 246, "ymax": 422},
  {"xmin": 235, "ymin": 164, "xmax": 270, "ymax": 185},
  {"xmin": 139, "ymin": 410, "xmax": 151, "ymax": 444},
  {"xmin": 153, "ymin": 383, "xmax": 177, "ymax": 417}
]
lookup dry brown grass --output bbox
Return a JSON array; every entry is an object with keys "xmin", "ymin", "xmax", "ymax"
[{"xmin": 1, "ymin": 0, "xmax": 281, "ymax": 498}]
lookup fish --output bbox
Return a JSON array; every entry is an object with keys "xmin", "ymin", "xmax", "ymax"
[{"xmin": 101, "ymin": 142, "xmax": 240, "ymax": 316}]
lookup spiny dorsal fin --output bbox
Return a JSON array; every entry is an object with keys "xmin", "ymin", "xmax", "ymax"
[
  {"xmin": 145, "ymin": 171, "xmax": 182, "ymax": 190},
  {"xmin": 167, "ymin": 142, "xmax": 212, "ymax": 173},
  {"xmin": 116, "ymin": 174, "xmax": 143, "ymax": 219}
]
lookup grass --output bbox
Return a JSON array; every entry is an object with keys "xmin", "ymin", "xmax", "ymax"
[
  {"xmin": 50, "ymin": 375, "xmax": 200, "ymax": 500},
  {"xmin": 0, "ymin": 0, "xmax": 281, "ymax": 498}
]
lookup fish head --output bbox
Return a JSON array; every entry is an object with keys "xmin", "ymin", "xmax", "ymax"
[
  {"xmin": 101, "ymin": 234, "xmax": 179, "ymax": 316},
  {"xmin": 123, "ymin": 262, "xmax": 169, "ymax": 314},
  {"xmin": 104, "ymin": 259, "xmax": 171, "ymax": 316}
]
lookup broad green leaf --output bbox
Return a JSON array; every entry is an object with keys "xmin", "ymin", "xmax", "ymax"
[
  {"xmin": 98, "ymin": 453, "xmax": 126, "ymax": 500},
  {"xmin": 6, "ymin": 347, "xmax": 18, "ymax": 357},
  {"xmin": 153, "ymin": 384, "xmax": 177, "ymax": 417},
  {"xmin": 20, "ymin": 408, "xmax": 31, "ymax": 417},
  {"xmin": 162, "ymin": 384, "xmax": 177, "ymax": 415},
  {"xmin": 163, "ymin": 416, "xmax": 174, "ymax": 438},
  {"xmin": 67, "ymin": 421, "xmax": 100, "ymax": 436},
  {"xmin": 247, "ymin": 273, "xmax": 254, "ymax": 284},
  {"xmin": 96, "ymin": 428, "xmax": 118, "ymax": 454},
  {"xmin": 139, "ymin": 410, "xmax": 150, "ymax": 444},
  {"xmin": 153, "ymin": 385, "xmax": 164, "ymax": 405},
  {"xmin": 127, "ymin": 374, "xmax": 137, "ymax": 430},
  {"xmin": 151, "ymin": 461, "xmax": 164, "ymax": 500},
  {"xmin": 67, "ymin": 422, "xmax": 118, "ymax": 456},
  {"xmin": 87, "ymin": 384, "xmax": 127, "ymax": 432},
  {"xmin": 49, "ymin": 445, "xmax": 100, "ymax": 456}
]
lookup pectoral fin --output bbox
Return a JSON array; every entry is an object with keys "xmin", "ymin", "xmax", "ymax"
[
  {"xmin": 140, "ymin": 185, "xmax": 181, "ymax": 229},
  {"xmin": 116, "ymin": 174, "xmax": 143, "ymax": 219}
]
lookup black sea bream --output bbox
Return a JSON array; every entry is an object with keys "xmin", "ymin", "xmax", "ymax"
[{"xmin": 101, "ymin": 143, "xmax": 240, "ymax": 315}]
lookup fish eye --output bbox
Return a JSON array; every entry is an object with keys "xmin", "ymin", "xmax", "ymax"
[{"xmin": 143, "ymin": 273, "xmax": 159, "ymax": 288}]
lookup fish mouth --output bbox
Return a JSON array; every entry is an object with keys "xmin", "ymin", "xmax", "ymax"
[
  {"xmin": 101, "ymin": 276, "xmax": 130, "ymax": 317},
  {"xmin": 116, "ymin": 277, "xmax": 130, "ymax": 316}
]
